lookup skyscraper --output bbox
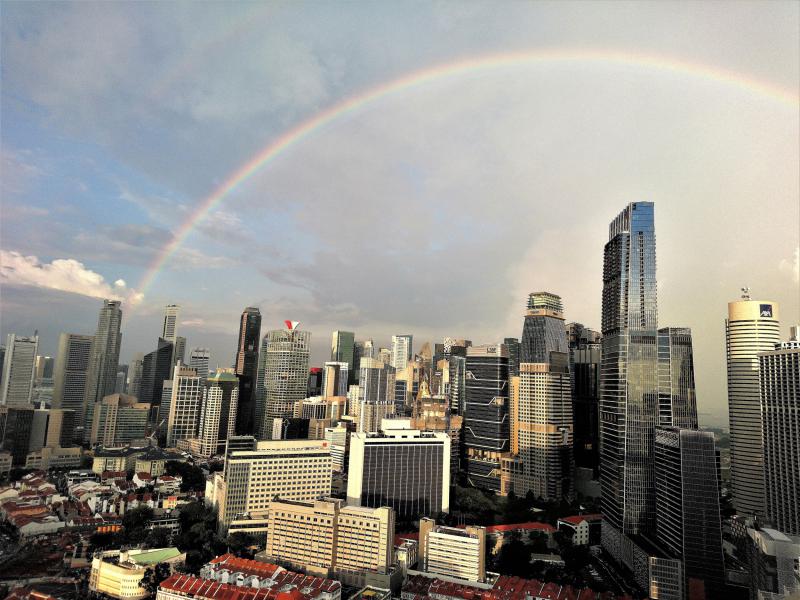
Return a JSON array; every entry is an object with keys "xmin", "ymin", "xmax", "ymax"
[
  {"xmin": 657, "ymin": 327, "xmax": 698, "ymax": 429},
  {"xmin": 504, "ymin": 337, "xmax": 520, "ymax": 377},
  {"xmin": 357, "ymin": 357, "xmax": 396, "ymax": 432},
  {"xmin": 599, "ymin": 202, "xmax": 659, "ymax": 549},
  {"xmin": 197, "ymin": 371, "xmax": 239, "ymax": 457},
  {"xmin": 51, "ymin": 333, "xmax": 93, "ymax": 427},
  {"xmin": 567, "ymin": 323, "xmax": 601, "ymax": 475},
  {"xmin": 391, "ymin": 335, "xmax": 413, "ymax": 371},
  {"xmin": 726, "ymin": 294, "xmax": 780, "ymax": 517},
  {"xmin": 520, "ymin": 292, "xmax": 569, "ymax": 363},
  {"xmin": 84, "ymin": 300, "xmax": 123, "ymax": 408},
  {"xmin": 0, "ymin": 406, "xmax": 34, "ymax": 466},
  {"xmin": 322, "ymin": 361, "xmax": 349, "ymax": 399},
  {"xmin": 1, "ymin": 334, "xmax": 39, "ymax": 407},
  {"xmin": 654, "ymin": 428, "xmax": 725, "ymax": 599},
  {"xmin": 259, "ymin": 322, "xmax": 310, "ymax": 438},
  {"xmin": 464, "ymin": 344, "xmax": 509, "ymax": 491},
  {"xmin": 140, "ymin": 338, "xmax": 174, "ymax": 410},
  {"xmin": 759, "ymin": 331, "xmax": 799, "ymax": 535},
  {"xmin": 161, "ymin": 304, "xmax": 180, "ymax": 343},
  {"xmin": 166, "ymin": 365, "xmax": 203, "ymax": 447},
  {"xmin": 189, "ymin": 348, "xmax": 211, "ymax": 379},
  {"xmin": 234, "ymin": 307, "xmax": 261, "ymax": 435},
  {"xmin": 89, "ymin": 393, "xmax": 151, "ymax": 446},
  {"xmin": 331, "ymin": 331, "xmax": 355, "ymax": 382},
  {"xmin": 127, "ymin": 354, "xmax": 144, "ymax": 399}
]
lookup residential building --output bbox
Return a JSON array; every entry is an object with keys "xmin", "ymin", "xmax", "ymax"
[
  {"xmin": 464, "ymin": 344, "xmax": 509, "ymax": 492},
  {"xmin": 234, "ymin": 307, "xmax": 261, "ymax": 436},
  {"xmin": 654, "ymin": 428, "xmax": 725, "ymax": 599},
  {"xmin": 348, "ymin": 422, "xmax": 450, "ymax": 517},
  {"xmin": 1, "ymin": 334, "xmax": 38, "ymax": 407},
  {"xmin": 166, "ymin": 365, "xmax": 203, "ymax": 447},
  {"xmin": 759, "ymin": 334, "xmax": 800, "ymax": 535},
  {"xmin": 196, "ymin": 371, "xmax": 239, "ymax": 458},
  {"xmin": 391, "ymin": 335, "xmax": 413, "ymax": 371},
  {"xmin": 189, "ymin": 348, "xmax": 211, "ymax": 380},
  {"xmin": 419, "ymin": 518, "xmax": 486, "ymax": 582},
  {"xmin": 726, "ymin": 295, "xmax": 781, "ymax": 517},
  {"xmin": 259, "ymin": 497, "xmax": 394, "ymax": 586},
  {"xmin": 259, "ymin": 323, "xmax": 311, "ymax": 437},
  {"xmin": 90, "ymin": 394, "xmax": 150, "ymax": 446},
  {"xmin": 84, "ymin": 300, "xmax": 123, "ymax": 408},
  {"xmin": 557, "ymin": 514, "xmax": 602, "ymax": 546},
  {"xmin": 218, "ymin": 439, "xmax": 332, "ymax": 531}
]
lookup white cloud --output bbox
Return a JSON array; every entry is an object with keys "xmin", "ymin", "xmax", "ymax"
[
  {"xmin": 0, "ymin": 250, "xmax": 142, "ymax": 305},
  {"xmin": 779, "ymin": 246, "xmax": 800, "ymax": 284}
]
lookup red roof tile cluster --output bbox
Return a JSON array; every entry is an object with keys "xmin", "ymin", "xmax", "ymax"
[
  {"xmin": 160, "ymin": 572, "xmax": 340, "ymax": 600},
  {"xmin": 557, "ymin": 515, "xmax": 602, "ymax": 526},
  {"xmin": 208, "ymin": 553, "xmax": 282, "ymax": 578},
  {"xmin": 483, "ymin": 522, "xmax": 556, "ymax": 534}
]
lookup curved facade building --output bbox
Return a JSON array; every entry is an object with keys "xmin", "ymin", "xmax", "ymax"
[
  {"xmin": 726, "ymin": 298, "xmax": 780, "ymax": 517},
  {"xmin": 259, "ymin": 323, "xmax": 310, "ymax": 438}
]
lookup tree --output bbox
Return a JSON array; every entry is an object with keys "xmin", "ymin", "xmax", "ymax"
[
  {"xmin": 165, "ymin": 461, "xmax": 206, "ymax": 492},
  {"xmin": 227, "ymin": 532, "xmax": 257, "ymax": 558},
  {"xmin": 140, "ymin": 563, "xmax": 171, "ymax": 594},
  {"xmin": 496, "ymin": 538, "xmax": 533, "ymax": 577},
  {"xmin": 121, "ymin": 506, "xmax": 154, "ymax": 545},
  {"xmin": 145, "ymin": 527, "xmax": 172, "ymax": 549}
]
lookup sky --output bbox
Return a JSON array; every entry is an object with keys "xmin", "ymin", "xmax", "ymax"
[{"xmin": 1, "ymin": 1, "xmax": 798, "ymax": 428}]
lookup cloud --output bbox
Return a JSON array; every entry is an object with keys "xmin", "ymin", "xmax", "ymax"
[
  {"xmin": 1, "ymin": 147, "xmax": 45, "ymax": 196},
  {"xmin": 0, "ymin": 250, "xmax": 142, "ymax": 305},
  {"xmin": 779, "ymin": 246, "xmax": 800, "ymax": 284}
]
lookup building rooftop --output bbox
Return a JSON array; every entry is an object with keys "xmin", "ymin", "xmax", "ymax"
[
  {"xmin": 557, "ymin": 514, "xmax": 602, "ymax": 526},
  {"xmin": 130, "ymin": 547, "xmax": 183, "ymax": 565}
]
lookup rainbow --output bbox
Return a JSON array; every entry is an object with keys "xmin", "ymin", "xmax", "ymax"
[{"xmin": 132, "ymin": 49, "xmax": 798, "ymax": 304}]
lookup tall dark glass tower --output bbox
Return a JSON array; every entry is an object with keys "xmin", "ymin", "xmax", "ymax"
[
  {"xmin": 567, "ymin": 323, "xmax": 602, "ymax": 475},
  {"xmin": 503, "ymin": 337, "xmax": 520, "ymax": 377},
  {"xmin": 464, "ymin": 344, "xmax": 509, "ymax": 492},
  {"xmin": 235, "ymin": 307, "xmax": 261, "ymax": 435},
  {"xmin": 657, "ymin": 327, "xmax": 698, "ymax": 430},
  {"xmin": 520, "ymin": 292, "xmax": 569, "ymax": 363},
  {"xmin": 140, "ymin": 338, "xmax": 174, "ymax": 422},
  {"xmin": 600, "ymin": 202, "xmax": 659, "ymax": 547}
]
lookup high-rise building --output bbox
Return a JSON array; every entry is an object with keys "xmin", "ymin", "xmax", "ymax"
[
  {"xmin": 599, "ymin": 202, "xmax": 660, "ymax": 551},
  {"xmin": 140, "ymin": 339, "xmax": 174, "ymax": 410},
  {"xmin": 567, "ymin": 323, "xmax": 601, "ymax": 475},
  {"xmin": 196, "ymin": 371, "xmax": 239, "ymax": 458},
  {"xmin": 654, "ymin": 428, "xmax": 725, "ymax": 599},
  {"xmin": 358, "ymin": 357, "xmax": 396, "ymax": 432},
  {"xmin": 189, "ymin": 348, "xmax": 211, "ymax": 380},
  {"xmin": 520, "ymin": 292, "xmax": 569, "ymax": 363},
  {"xmin": 84, "ymin": 300, "xmax": 123, "ymax": 407},
  {"xmin": 657, "ymin": 327, "xmax": 698, "ymax": 429},
  {"xmin": 0, "ymin": 406, "xmax": 35, "ymax": 466},
  {"xmin": 45, "ymin": 409, "xmax": 76, "ymax": 448},
  {"xmin": 259, "ymin": 498, "xmax": 394, "ymax": 586},
  {"xmin": 419, "ymin": 518, "xmax": 487, "ymax": 583},
  {"xmin": 161, "ymin": 304, "xmax": 180, "ymax": 343},
  {"xmin": 218, "ymin": 439, "xmax": 332, "ymax": 531},
  {"xmin": 174, "ymin": 336, "xmax": 186, "ymax": 368},
  {"xmin": 347, "ymin": 421, "xmax": 450, "ymax": 517},
  {"xmin": 114, "ymin": 364, "xmax": 128, "ymax": 394},
  {"xmin": 504, "ymin": 338, "xmax": 520, "ymax": 377},
  {"xmin": 331, "ymin": 331, "xmax": 355, "ymax": 382},
  {"xmin": 166, "ymin": 365, "xmax": 203, "ymax": 447},
  {"xmin": 464, "ymin": 344, "xmax": 509, "ymax": 492},
  {"xmin": 127, "ymin": 355, "xmax": 143, "ymax": 399},
  {"xmin": 34, "ymin": 355, "xmax": 54, "ymax": 383},
  {"xmin": 322, "ymin": 361, "xmax": 349, "ymax": 399},
  {"xmin": 726, "ymin": 295, "xmax": 780, "ymax": 517},
  {"xmin": 391, "ymin": 335, "xmax": 413, "ymax": 371},
  {"xmin": 52, "ymin": 333, "xmax": 93, "ymax": 427},
  {"xmin": 307, "ymin": 367, "xmax": 323, "ymax": 397},
  {"xmin": 234, "ymin": 307, "xmax": 261, "ymax": 435},
  {"xmin": 259, "ymin": 323, "xmax": 311, "ymax": 437},
  {"xmin": 89, "ymin": 393, "xmax": 151, "ymax": 446},
  {"xmin": 378, "ymin": 348, "xmax": 392, "ymax": 366},
  {"xmin": 759, "ymin": 333, "xmax": 800, "ymax": 535},
  {"xmin": 1, "ymin": 334, "xmax": 39, "ymax": 407}
]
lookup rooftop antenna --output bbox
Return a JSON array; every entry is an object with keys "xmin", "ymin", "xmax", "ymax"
[{"xmin": 741, "ymin": 286, "xmax": 751, "ymax": 300}]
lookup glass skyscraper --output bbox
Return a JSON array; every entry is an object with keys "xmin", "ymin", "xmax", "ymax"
[
  {"xmin": 234, "ymin": 307, "xmax": 261, "ymax": 435},
  {"xmin": 599, "ymin": 202, "xmax": 659, "ymax": 543},
  {"xmin": 520, "ymin": 292, "xmax": 569, "ymax": 363}
]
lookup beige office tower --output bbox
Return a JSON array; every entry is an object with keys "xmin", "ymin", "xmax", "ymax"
[
  {"xmin": 261, "ymin": 497, "xmax": 394, "ymax": 586},
  {"xmin": 52, "ymin": 333, "xmax": 94, "ymax": 425},
  {"xmin": 358, "ymin": 357, "xmax": 396, "ymax": 432},
  {"xmin": 45, "ymin": 409, "xmax": 76, "ymax": 448},
  {"xmin": 515, "ymin": 359, "xmax": 573, "ymax": 501},
  {"xmin": 196, "ymin": 372, "xmax": 239, "ymax": 458},
  {"xmin": 726, "ymin": 296, "xmax": 780, "ymax": 517},
  {"xmin": 219, "ymin": 439, "xmax": 332, "ymax": 531},
  {"xmin": 260, "ymin": 327, "xmax": 311, "ymax": 435},
  {"xmin": 89, "ymin": 393, "xmax": 150, "ymax": 446},
  {"xmin": 166, "ymin": 365, "xmax": 202, "ymax": 447},
  {"xmin": 419, "ymin": 518, "xmax": 486, "ymax": 583}
]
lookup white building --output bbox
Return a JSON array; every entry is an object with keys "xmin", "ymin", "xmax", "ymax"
[
  {"xmin": 166, "ymin": 365, "xmax": 202, "ymax": 447},
  {"xmin": 1, "ymin": 334, "xmax": 38, "ymax": 407},
  {"xmin": 391, "ymin": 335, "xmax": 413, "ymax": 371},
  {"xmin": 189, "ymin": 348, "xmax": 211, "ymax": 380},
  {"xmin": 419, "ymin": 518, "xmax": 486, "ymax": 582}
]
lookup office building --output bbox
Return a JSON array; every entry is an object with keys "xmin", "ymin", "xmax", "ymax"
[
  {"xmin": 759, "ymin": 335, "xmax": 800, "ymax": 535},
  {"xmin": 744, "ymin": 527, "xmax": 800, "ymax": 600},
  {"xmin": 166, "ymin": 365, "xmax": 203, "ymax": 447},
  {"xmin": 173, "ymin": 336, "xmax": 186, "ymax": 369},
  {"xmin": 331, "ymin": 331, "xmax": 356, "ymax": 380},
  {"xmin": 51, "ymin": 333, "xmax": 93, "ymax": 427},
  {"xmin": 114, "ymin": 364, "xmax": 128, "ymax": 394},
  {"xmin": 520, "ymin": 292, "xmax": 569, "ymax": 363},
  {"xmin": 270, "ymin": 417, "xmax": 310, "ymax": 440},
  {"xmin": 391, "ymin": 335, "xmax": 413, "ymax": 371},
  {"xmin": 348, "ymin": 422, "xmax": 450, "ymax": 517},
  {"xmin": 89, "ymin": 393, "xmax": 150, "ymax": 446},
  {"xmin": 325, "ymin": 423, "xmax": 350, "ymax": 472},
  {"xmin": 599, "ymin": 202, "xmax": 660, "ymax": 555},
  {"xmin": 0, "ymin": 406, "xmax": 34, "ymax": 466},
  {"xmin": 358, "ymin": 357, "xmax": 396, "ymax": 432},
  {"xmin": 654, "ymin": 428, "xmax": 725, "ymax": 599},
  {"xmin": 323, "ymin": 361, "xmax": 349, "ymax": 399},
  {"xmin": 196, "ymin": 371, "xmax": 239, "ymax": 458},
  {"xmin": 464, "ymin": 344, "xmax": 509, "ymax": 492},
  {"xmin": 504, "ymin": 338, "xmax": 520, "ymax": 377},
  {"xmin": 84, "ymin": 300, "xmax": 123, "ymax": 407},
  {"xmin": 140, "ymin": 338, "xmax": 174, "ymax": 410},
  {"xmin": 307, "ymin": 367, "xmax": 323, "ymax": 397},
  {"xmin": 726, "ymin": 295, "xmax": 781, "ymax": 517},
  {"xmin": 161, "ymin": 304, "xmax": 180, "ymax": 343},
  {"xmin": 218, "ymin": 439, "xmax": 332, "ymax": 531},
  {"xmin": 127, "ymin": 355, "xmax": 143, "ymax": 399},
  {"xmin": 419, "ymin": 518, "xmax": 486, "ymax": 583},
  {"xmin": 568, "ymin": 324, "xmax": 601, "ymax": 475},
  {"xmin": 657, "ymin": 327, "xmax": 699, "ymax": 429},
  {"xmin": 259, "ymin": 323, "xmax": 311, "ymax": 437},
  {"xmin": 234, "ymin": 307, "xmax": 261, "ymax": 435},
  {"xmin": 28, "ymin": 408, "xmax": 50, "ymax": 453},
  {"xmin": 260, "ymin": 498, "xmax": 394, "ymax": 585},
  {"xmin": 1, "ymin": 334, "xmax": 38, "ymax": 407},
  {"xmin": 34, "ymin": 355, "xmax": 54, "ymax": 383},
  {"xmin": 378, "ymin": 348, "xmax": 392, "ymax": 366},
  {"xmin": 189, "ymin": 348, "xmax": 211, "ymax": 380}
]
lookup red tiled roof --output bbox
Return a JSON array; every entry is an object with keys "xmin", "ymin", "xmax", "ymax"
[
  {"xmin": 558, "ymin": 514, "xmax": 602, "ymax": 526},
  {"xmin": 160, "ymin": 573, "xmax": 340, "ymax": 600},
  {"xmin": 484, "ymin": 522, "xmax": 556, "ymax": 534},
  {"xmin": 208, "ymin": 553, "xmax": 281, "ymax": 578}
]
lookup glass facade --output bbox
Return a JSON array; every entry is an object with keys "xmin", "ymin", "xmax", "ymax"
[
  {"xmin": 235, "ymin": 307, "xmax": 262, "ymax": 436},
  {"xmin": 260, "ymin": 328, "xmax": 311, "ymax": 437},
  {"xmin": 657, "ymin": 327, "xmax": 698, "ymax": 429}
]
